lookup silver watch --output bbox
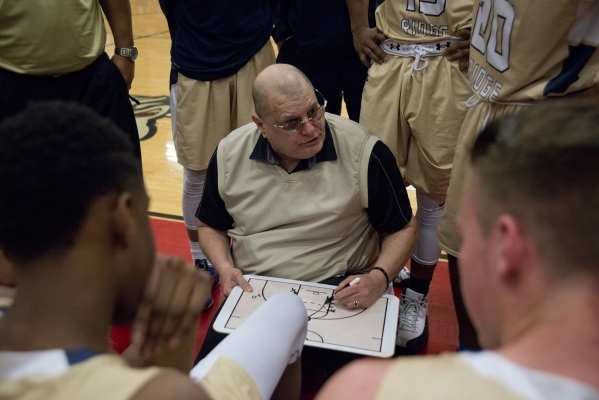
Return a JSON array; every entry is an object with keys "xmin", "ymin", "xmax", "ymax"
[{"xmin": 115, "ymin": 46, "xmax": 138, "ymax": 61}]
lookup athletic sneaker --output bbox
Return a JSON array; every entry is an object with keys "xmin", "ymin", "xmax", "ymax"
[
  {"xmin": 195, "ymin": 259, "xmax": 220, "ymax": 310},
  {"xmin": 393, "ymin": 266, "xmax": 411, "ymax": 287},
  {"xmin": 195, "ymin": 259, "xmax": 220, "ymax": 289},
  {"xmin": 396, "ymin": 288, "xmax": 429, "ymax": 355}
]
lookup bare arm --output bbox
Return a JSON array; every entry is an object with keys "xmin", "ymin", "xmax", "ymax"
[
  {"xmin": 99, "ymin": 0, "xmax": 135, "ymax": 89},
  {"xmin": 316, "ymin": 358, "xmax": 392, "ymax": 400},
  {"xmin": 335, "ymin": 218, "xmax": 418, "ymax": 308},
  {"xmin": 345, "ymin": 0, "xmax": 387, "ymax": 67},
  {"xmin": 198, "ymin": 221, "xmax": 253, "ymax": 296}
]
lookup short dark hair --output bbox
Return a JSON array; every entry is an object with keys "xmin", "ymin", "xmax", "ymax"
[
  {"xmin": 0, "ymin": 101, "xmax": 142, "ymax": 264},
  {"xmin": 470, "ymin": 102, "xmax": 599, "ymax": 275}
]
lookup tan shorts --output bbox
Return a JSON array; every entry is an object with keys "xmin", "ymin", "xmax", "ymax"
[
  {"xmin": 174, "ymin": 41, "xmax": 275, "ymax": 170},
  {"xmin": 437, "ymin": 101, "xmax": 524, "ymax": 257},
  {"xmin": 360, "ymin": 54, "xmax": 471, "ymax": 203}
]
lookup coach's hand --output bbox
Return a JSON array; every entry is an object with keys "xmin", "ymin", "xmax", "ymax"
[
  {"xmin": 131, "ymin": 255, "xmax": 211, "ymax": 360},
  {"xmin": 112, "ymin": 54, "xmax": 135, "ymax": 90},
  {"xmin": 351, "ymin": 26, "xmax": 388, "ymax": 68},
  {"xmin": 443, "ymin": 29, "xmax": 471, "ymax": 71},
  {"xmin": 220, "ymin": 266, "xmax": 253, "ymax": 297},
  {"xmin": 333, "ymin": 272, "xmax": 386, "ymax": 309}
]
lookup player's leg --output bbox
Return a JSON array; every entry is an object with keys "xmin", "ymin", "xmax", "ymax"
[
  {"xmin": 339, "ymin": 55, "xmax": 368, "ymax": 122},
  {"xmin": 175, "ymin": 74, "xmax": 233, "ymax": 307},
  {"xmin": 396, "ymin": 57, "xmax": 470, "ymax": 354},
  {"xmin": 191, "ymin": 292, "xmax": 307, "ymax": 400},
  {"xmin": 438, "ymin": 102, "xmax": 523, "ymax": 350}
]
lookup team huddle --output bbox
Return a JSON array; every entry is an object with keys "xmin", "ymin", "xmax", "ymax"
[{"xmin": 0, "ymin": 0, "xmax": 598, "ymax": 399}]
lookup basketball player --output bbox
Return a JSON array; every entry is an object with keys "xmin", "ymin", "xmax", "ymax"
[
  {"xmin": 158, "ymin": 0, "xmax": 276, "ymax": 308},
  {"xmin": 346, "ymin": 0, "xmax": 474, "ymax": 354},
  {"xmin": 437, "ymin": 0, "xmax": 599, "ymax": 349},
  {"xmin": 0, "ymin": 101, "xmax": 307, "ymax": 400},
  {"xmin": 317, "ymin": 102, "xmax": 599, "ymax": 400}
]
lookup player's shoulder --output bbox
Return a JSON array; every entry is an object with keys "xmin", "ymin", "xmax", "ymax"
[
  {"xmin": 316, "ymin": 359, "xmax": 392, "ymax": 400},
  {"xmin": 131, "ymin": 369, "xmax": 209, "ymax": 400}
]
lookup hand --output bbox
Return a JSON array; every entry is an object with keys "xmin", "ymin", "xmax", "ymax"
[
  {"xmin": 130, "ymin": 255, "xmax": 212, "ymax": 360},
  {"xmin": 443, "ymin": 29, "xmax": 471, "ymax": 71},
  {"xmin": 220, "ymin": 266, "xmax": 253, "ymax": 297},
  {"xmin": 351, "ymin": 26, "xmax": 388, "ymax": 68},
  {"xmin": 111, "ymin": 54, "xmax": 135, "ymax": 90},
  {"xmin": 333, "ymin": 272, "xmax": 387, "ymax": 309}
]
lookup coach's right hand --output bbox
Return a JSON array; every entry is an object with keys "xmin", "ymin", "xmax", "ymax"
[{"xmin": 220, "ymin": 265, "xmax": 253, "ymax": 297}]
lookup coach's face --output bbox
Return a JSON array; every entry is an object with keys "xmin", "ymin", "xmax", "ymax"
[
  {"xmin": 457, "ymin": 182, "xmax": 503, "ymax": 349},
  {"xmin": 256, "ymin": 84, "xmax": 326, "ymax": 164}
]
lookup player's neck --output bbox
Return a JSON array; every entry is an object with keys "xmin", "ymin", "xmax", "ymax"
[
  {"xmin": 0, "ymin": 257, "xmax": 115, "ymax": 354},
  {"xmin": 498, "ymin": 280, "xmax": 599, "ymax": 390}
]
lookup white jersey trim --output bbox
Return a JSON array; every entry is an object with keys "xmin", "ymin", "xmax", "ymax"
[
  {"xmin": 461, "ymin": 351, "xmax": 599, "ymax": 400},
  {"xmin": 0, "ymin": 350, "xmax": 70, "ymax": 379}
]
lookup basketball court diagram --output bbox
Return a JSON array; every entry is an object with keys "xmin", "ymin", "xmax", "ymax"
[{"xmin": 214, "ymin": 276, "xmax": 399, "ymax": 357}]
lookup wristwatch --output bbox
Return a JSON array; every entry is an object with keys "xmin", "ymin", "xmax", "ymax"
[{"xmin": 114, "ymin": 46, "xmax": 138, "ymax": 61}]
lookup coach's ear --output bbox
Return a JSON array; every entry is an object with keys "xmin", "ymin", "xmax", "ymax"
[{"xmin": 251, "ymin": 114, "xmax": 267, "ymax": 137}]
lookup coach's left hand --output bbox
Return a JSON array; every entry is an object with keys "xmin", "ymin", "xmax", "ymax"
[{"xmin": 333, "ymin": 271, "xmax": 387, "ymax": 309}]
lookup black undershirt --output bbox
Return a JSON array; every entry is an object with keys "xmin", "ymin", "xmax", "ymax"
[{"xmin": 196, "ymin": 125, "xmax": 412, "ymax": 234}]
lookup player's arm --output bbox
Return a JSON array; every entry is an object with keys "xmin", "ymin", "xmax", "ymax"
[
  {"xmin": 345, "ymin": 0, "xmax": 387, "ymax": 67},
  {"xmin": 99, "ymin": 0, "xmax": 135, "ymax": 89},
  {"xmin": 335, "ymin": 142, "xmax": 417, "ymax": 308},
  {"xmin": 196, "ymin": 150, "xmax": 253, "ymax": 296},
  {"xmin": 443, "ymin": 29, "xmax": 471, "ymax": 71},
  {"xmin": 315, "ymin": 359, "xmax": 392, "ymax": 400}
]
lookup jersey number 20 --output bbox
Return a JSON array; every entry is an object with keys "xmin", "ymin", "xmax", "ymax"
[{"xmin": 471, "ymin": 0, "xmax": 515, "ymax": 72}]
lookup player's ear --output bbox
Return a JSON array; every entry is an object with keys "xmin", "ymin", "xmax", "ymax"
[{"xmin": 111, "ymin": 191, "xmax": 136, "ymax": 250}]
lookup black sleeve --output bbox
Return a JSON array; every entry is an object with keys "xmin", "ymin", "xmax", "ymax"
[
  {"xmin": 366, "ymin": 141, "xmax": 413, "ymax": 233},
  {"xmin": 195, "ymin": 148, "xmax": 235, "ymax": 231}
]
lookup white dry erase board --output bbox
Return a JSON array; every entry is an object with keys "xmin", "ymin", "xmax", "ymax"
[{"xmin": 213, "ymin": 275, "xmax": 399, "ymax": 358}]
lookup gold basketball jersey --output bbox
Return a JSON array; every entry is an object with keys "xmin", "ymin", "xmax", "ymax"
[
  {"xmin": 375, "ymin": 0, "xmax": 474, "ymax": 43},
  {"xmin": 468, "ymin": 0, "xmax": 599, "ymax": 102}
]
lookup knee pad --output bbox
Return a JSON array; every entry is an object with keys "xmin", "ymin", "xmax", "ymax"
[
  {"xmin": 412, "ymin": 192, "xmax": 444, "ymax": 265},
  {"xmin": 182, "ymin": 167, "xmax": 206, "ymax": 231}
]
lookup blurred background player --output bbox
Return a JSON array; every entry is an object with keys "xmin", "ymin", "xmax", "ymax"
[
  {"xmin": 273, "ymin": 0, "xmax": 376, "ymax": 122},
  {"xmin": 346, "ymin": 0, "xmax": 474, "ymax": 354},
  {"xmin": 0, "ymin": 0, "xmax": 141, "ymax": 160},
  {"xmin": 158, "ymin": 0, "xmax": 276, "ymax": 308},
  {"xmin": 437, "ymin": 0, "xmax": 599, "ymax": 350}
]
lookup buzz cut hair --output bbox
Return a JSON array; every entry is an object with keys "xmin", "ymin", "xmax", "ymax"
[
  {"xmin": 469, "ymin": 102, "xmax": 599, "ymax": 276},
  {"xmin": 0, "ymin": 101, "xmax": 143, "ymax": 264}
]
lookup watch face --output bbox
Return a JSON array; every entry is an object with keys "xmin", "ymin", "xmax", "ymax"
[{"xmin": 130, "ymin": 47, "xmax": 138, "ymax": 61}]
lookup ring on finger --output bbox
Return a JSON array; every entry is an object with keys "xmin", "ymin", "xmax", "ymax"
[{"xmin": 353, "ymin": 300, "xmax": 358, "ymax": 308}]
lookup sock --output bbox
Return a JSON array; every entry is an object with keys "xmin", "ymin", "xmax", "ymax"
[
  {"xmin": 190, "ymin": 240, "xmax": 211, "ymax": 265},
  {"xmin": 408, "ymin": 276, "xmax": 432, "ymax": 295}
]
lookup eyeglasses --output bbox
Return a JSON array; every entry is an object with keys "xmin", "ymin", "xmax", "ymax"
[{"xmin": 260, "ymin": 89, "xmax": 327, "ymax": 134}]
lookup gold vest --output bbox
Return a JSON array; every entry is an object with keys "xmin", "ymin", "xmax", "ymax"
[{"xmin": 217, "ymin": 114, "xmax": 381, "ymax": 282}]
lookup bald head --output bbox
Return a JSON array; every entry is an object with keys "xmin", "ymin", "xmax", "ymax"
[{"xmin": 252, "ymin": 64, "xmax": 313, "ymax": 118}]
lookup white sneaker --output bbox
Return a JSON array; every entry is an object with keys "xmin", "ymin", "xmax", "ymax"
[
  {"xmin": 393, "ymin": 266, "xmax": 411, "ymax": 287},
  {"xmin": 396, "ymin": 288, "xmax": 429, "ymax": 355}
]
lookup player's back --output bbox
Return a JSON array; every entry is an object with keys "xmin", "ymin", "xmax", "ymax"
[{"xmin": 468, "ymin": 0, "xmax": 599, "ymax": 102}]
